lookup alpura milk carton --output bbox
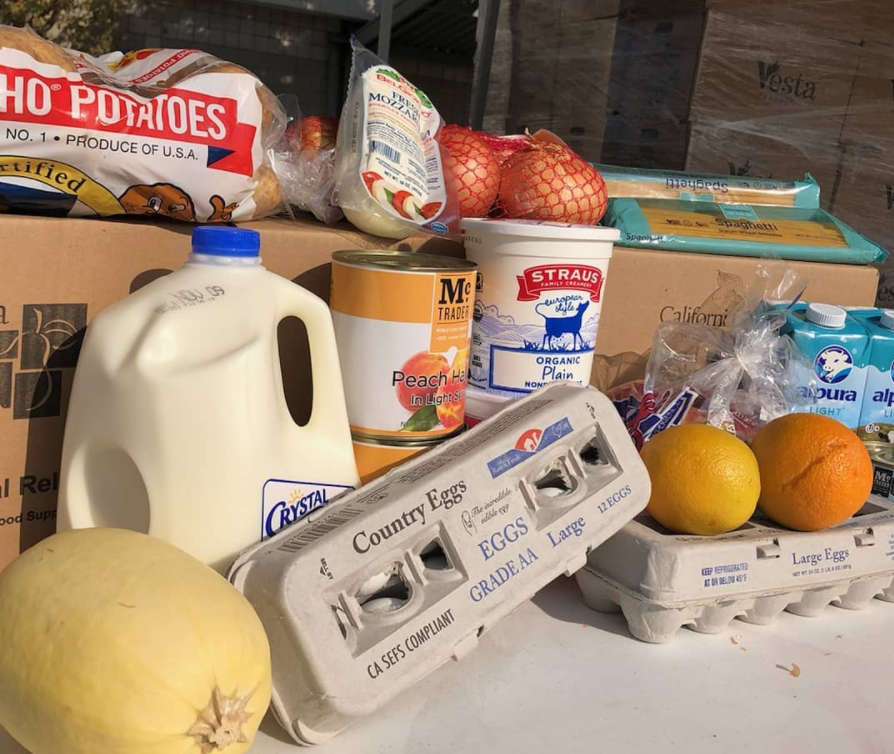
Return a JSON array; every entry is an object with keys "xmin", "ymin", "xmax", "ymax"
[
  {"xmin": 851, "ymin": 309, "xmax": 894, "ymax": 444},
  {"xmin": 785, "ymin": 303, "xmax": 870, "ymax": 431}
]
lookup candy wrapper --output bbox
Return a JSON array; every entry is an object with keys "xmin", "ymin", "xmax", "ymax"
[{"xmin": 610, "ymin": 266, "xmax": 815, "ymax": 447}]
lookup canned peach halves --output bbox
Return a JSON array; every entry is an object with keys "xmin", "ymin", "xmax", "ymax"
[{"xmin": 330, "ymin": 250, "xmax": 476, "ymax": 441}]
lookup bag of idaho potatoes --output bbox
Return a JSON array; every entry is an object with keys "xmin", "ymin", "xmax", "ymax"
[{"xmin": 0, "ymin": 26, "xmax": 287, "ymax": 222}]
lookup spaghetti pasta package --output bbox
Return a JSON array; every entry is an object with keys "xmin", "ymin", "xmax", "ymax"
[
  {"xmin": 594, "ymin": 165, "xmax": 821, "ymax": 208},
  {"xmin": 604, "ymin": 199, "xmax": 888, "ymax": 265},
  {"xmin": 0, "ymin": 26, "xmax": 287, "ymax": 222}
]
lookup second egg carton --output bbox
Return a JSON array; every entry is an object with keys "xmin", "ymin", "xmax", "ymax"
[{"xmin": 576, "ymin": 496, "xmax": 894, "ymax": 643}]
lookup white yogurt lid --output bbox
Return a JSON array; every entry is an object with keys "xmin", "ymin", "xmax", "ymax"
[
  {"xmin": 465, "ymin": 386, "xmax": 515, "ymax": 420},
  {"xmin": 460, "ymin": 218, "xmax": 621, "ymax": 242},
  {"xmin": 880, "ymin": 309, "xmax": 894, "ymax": 331}
]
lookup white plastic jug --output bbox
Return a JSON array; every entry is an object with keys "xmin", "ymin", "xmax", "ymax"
[{"xmin": 57, "ymin": 226, "xmax": 360, "ymax": 572}]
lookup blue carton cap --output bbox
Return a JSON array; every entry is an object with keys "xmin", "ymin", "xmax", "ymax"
[{"xmin": 191, "ymin": 226, "xmax": 260, "ymax": 257}]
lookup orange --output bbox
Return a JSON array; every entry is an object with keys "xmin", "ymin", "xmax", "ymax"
[
  {"xmin": 750, "ymin": 414, "xmax": 872, "ymax": 531},
  {"xmin": 640, "ymin": 424, "xmax": 760, "ymax": 536}
]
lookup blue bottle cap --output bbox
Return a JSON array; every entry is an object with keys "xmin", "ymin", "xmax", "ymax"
[{"xmin": 191, "ymin": 226, "xmax": 260, "ymax": 257}]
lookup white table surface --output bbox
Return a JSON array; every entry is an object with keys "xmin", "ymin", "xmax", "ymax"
[{"xmin": 3, "ymin": 575, "xmax": 893, "ymax": 754}]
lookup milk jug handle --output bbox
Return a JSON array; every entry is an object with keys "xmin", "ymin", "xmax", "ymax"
[{"xmin": 275, "ymin": 282, "xmax": 352, "ymax": 443}]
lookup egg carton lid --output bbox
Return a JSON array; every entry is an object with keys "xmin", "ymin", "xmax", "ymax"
[{"xmin": 228, "ymin": 382, "xmax": 650, "ymax": 745}]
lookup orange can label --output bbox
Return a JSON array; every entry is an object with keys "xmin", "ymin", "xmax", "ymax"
[
  {"xmin": 352, "ymin": 440, "xmax": 430, "ymax": 485},
  {"xmin": 331, "ymin": 252, "xmax": 476, "ymax": 440}
]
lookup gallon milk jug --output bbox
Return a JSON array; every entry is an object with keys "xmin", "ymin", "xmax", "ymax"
[{"xmin": 57, "ymin": 226, "xmax": 360, "ymax": 572}]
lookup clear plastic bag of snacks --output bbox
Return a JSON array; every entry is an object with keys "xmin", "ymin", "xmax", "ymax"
[{"xmin": 610, "ymin": 266, "xmax": 814, "ymax": 448}]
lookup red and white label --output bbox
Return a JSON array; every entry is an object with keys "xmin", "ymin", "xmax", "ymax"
[
  {"xmin": 515, "ymin": 428, "xmax": 542, "ymax": 452},
  {"xmin": 516, "ymin": 264, "xmax": 604, "ymax": 303},
  {"xmin": 0, "ymin": 66, "xmax": 256, "ymax": 175}
]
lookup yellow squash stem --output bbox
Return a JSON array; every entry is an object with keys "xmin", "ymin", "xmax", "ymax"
[{"xmin": 188, "ymin": 688, "xmax": 255, "ymax": 753}]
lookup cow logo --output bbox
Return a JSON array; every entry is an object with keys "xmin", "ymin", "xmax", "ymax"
[
  {"xmin": 815, "ymin": 346, "xmax": 853, "ymax": 384},
  {"xmin": 536, "ymin": 299, "xmax": 589, "ymax": 351}
]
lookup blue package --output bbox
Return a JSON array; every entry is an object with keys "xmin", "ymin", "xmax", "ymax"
[
  {"xmin": 594, "ymin": 164, "xmax": 821, "ymax": 208},
  {"xmin": 603, "ymin": 199, "xmax": 888, "ymax": 264}
]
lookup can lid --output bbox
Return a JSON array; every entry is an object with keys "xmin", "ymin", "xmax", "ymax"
[
  {"xmin": 805, "ymin": 303, "xmax": 846, "ymax": 329},
  {"xmin": 333, "ymin": 250, "xmax": 476, "ymax": 272},
  {"xmin": 351, "ymin": 427, "xmax": 465, "ymax": 447},
  {"xmin": 881, "ymin": 310, "xmax": 894, "ymax": 331},
  {"xmin": 460, "ymin": 218, "xmax": 621, "ymax": 241},
  {"xmin": 192, "ymin": 226, "xmax": 260, "ymax": 257}
]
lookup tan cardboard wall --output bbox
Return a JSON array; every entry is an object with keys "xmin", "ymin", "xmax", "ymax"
[
  {"xmin": 591, "ymin": 248, "xmax": 879, "ymax": 390},
  {"xmin": 684, "ymin": 122, "xmax": 843, "ymax": 210},
  {"xmin": 0, "ymin": 213, "xmax": 879, "ymax": 569},
  {"xmin": 688, "ymin": 12, "xmax": 864, "ymax": 124}
]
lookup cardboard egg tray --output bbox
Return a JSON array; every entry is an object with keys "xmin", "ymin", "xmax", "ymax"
[
  {"xmin": 576, "ymin": 497, "xmax": 894, "ymax": 643},
  {"xmin": 227, "ymin": 383, "xmax": 650, "ymax": 745}
]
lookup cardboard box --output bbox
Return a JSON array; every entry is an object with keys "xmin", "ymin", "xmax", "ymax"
[
  {"xmin": 591, "ymin": 247, "xmax": 879, "ymax": 390},
  {"xmin": 0, "ymin": 214, "xmax": 458, "ymax": 572},
  {"xmin": 486, "ymin": 0, "xmax": 704, "ymax": 166},
  {"xmin": 0, "ymin": 214, "xmax": 879, "ymax": 570},
  {"xmin": 821, "ymin": 41, "xmax": 894, "ymax": 305},
  {"xmin": 685, "ymin": 121, "xmax": 844, "ymax": 209},
  {"xmin": 705, "ymin": 0, "xmax": 894, "ymax": 45},
  {"xmin": 848, "ymin": 42, "xmax": 894, "ymax": 119},
  {"xmin": 830, "ymin": 145, "xmax": 894, "ymax": 306},
  {"xmin": 601, "ymin": 11, "xmax": 704, "ymax": 169},
  {"xmin": 688, "ymin": 11, "xmax": 863, "ymax": 124},
  {"xmin": 501, "ymin": 4, "xmax": 618, "ymax": 161}
]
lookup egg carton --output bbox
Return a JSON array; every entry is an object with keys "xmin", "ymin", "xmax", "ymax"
[
  {"xmin": 576, "ymin": 497, "xmax": 894, "ymax": 643},
  {"xmin": 228, "ymin": 383, "xmax": 650, "ymax": 745}
]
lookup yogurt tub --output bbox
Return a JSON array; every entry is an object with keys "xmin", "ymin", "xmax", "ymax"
[
  {"xmin": 464, "ymin": 385, "xmax": 514, "ymax": 427},
  {"xmin": 460, "ymin": 218, "xmax": 620, "ymax": 398}
]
